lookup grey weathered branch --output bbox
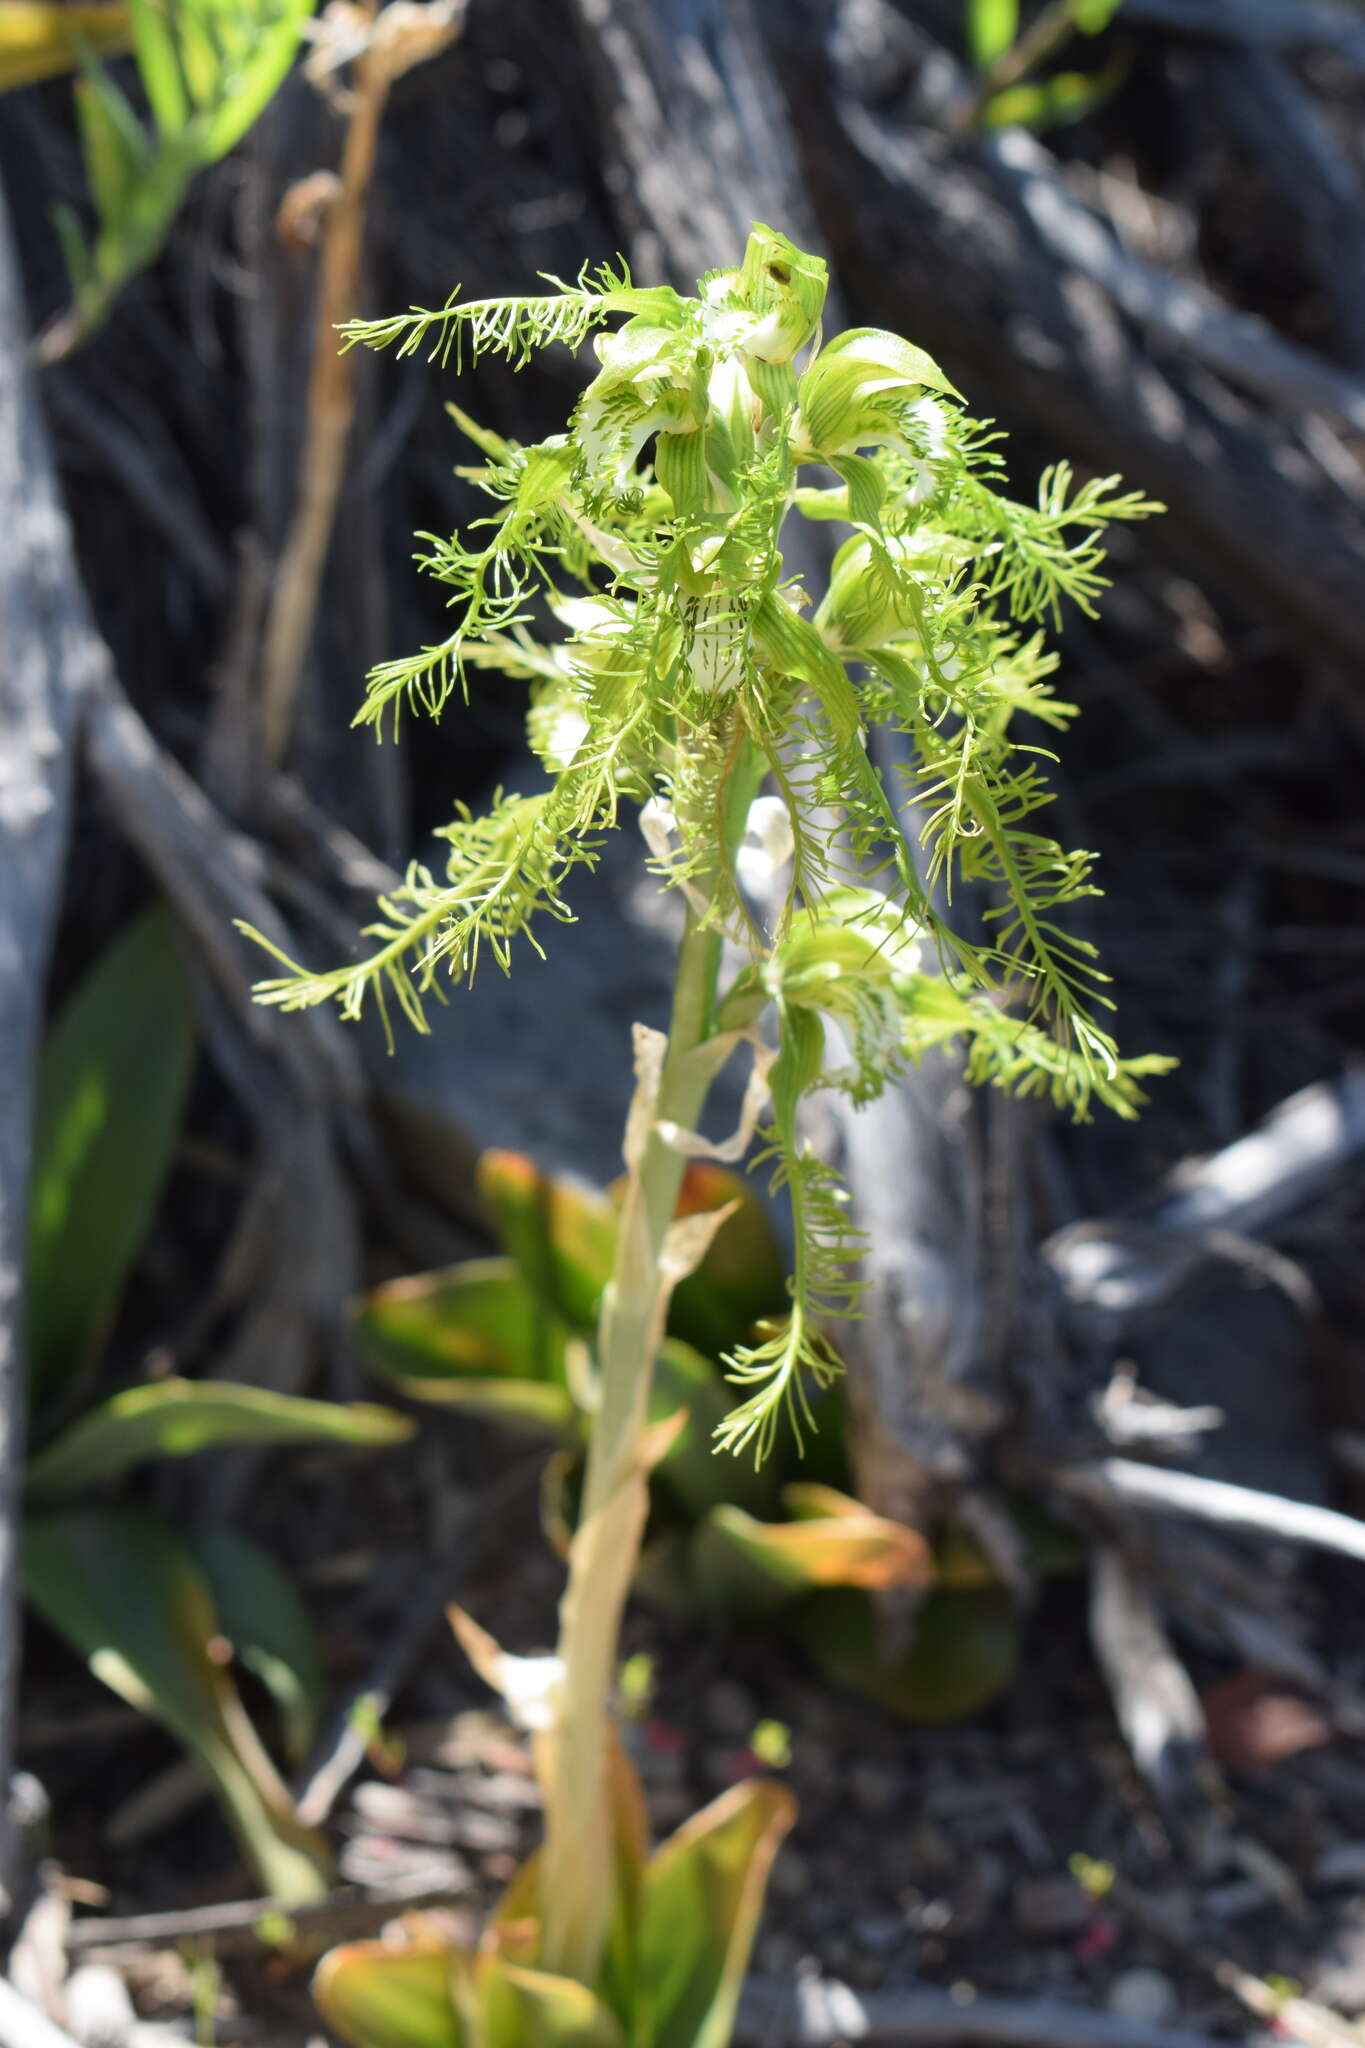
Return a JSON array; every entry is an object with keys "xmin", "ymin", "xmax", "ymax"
[
  {"xmin": 1122, "ymin": 0, "xmax": 1365, "ymax": 66},
  {"xmin": 0, "ymin": 188, "xmax": 95, "ymax": 1901}
]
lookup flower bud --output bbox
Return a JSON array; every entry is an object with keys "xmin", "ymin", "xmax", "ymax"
[{"xmin": 793, "ymin": 327, "xmax": 958, "ymax": 463}]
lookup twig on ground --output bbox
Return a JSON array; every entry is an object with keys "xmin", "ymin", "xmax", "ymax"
[
  {"xmin": 1062, "ymin": 1457, "xmax": 1365, "ymax": 1564},
  {"xmin": 65, "ymin": 1879, "xmax": 463, "ymax": 1962},
  {"xmin": 1087, "ymin": 1545, "xmax": 1207, "ymax": 1805}
]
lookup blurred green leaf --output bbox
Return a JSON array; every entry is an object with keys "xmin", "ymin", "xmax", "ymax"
[
  {"xmin": 1074, "ymin": 0, "xmax": 1123, "ymax": 30},
  {"xmin": 27, "ymin": 905, "xmax": 195, "ymax": 1408},
  {"xmin": 791, "ymin": 1584, "xmax": 1022, "ymax": 1722},
  {"xmin": 314, "ymin": 1940, "xmax": 466, "ymax": 2048},
  {"xmin": 966, "ymin": 0, "xmax": 1018, "ymax": 68},
  {"xmin": 479, "ymin": 1151, "xmax": 616, "ymax": 1332},
  {"xmin": 26, "ymin": 1378, "xmax": 412, "ymax": 1502},
  {"xmin": 192, "ymin": 1524, "xmax": 325, "ymax": 1764},
  {"xmin": 127, "ymin": 0, "xmax": 189, "ymax": 131},
  {"xmin": 687, "ymin": 1494, "xmax": 932, "ymax": 1618},
  {"xmin": 356, "ymin": 1256, "xmax": 569, "ymax": 1389},
  {"xmin": 665, "ymin": 1163, "xmax": 787, "ymax": 1360},
  {"xmin": 196, "ymin": 0, "xmax": 312, "ymax": 156},
  {"xmin": 73, "ymin": 60, "xmax": 149, "ymax": 223},
  {"xmin": 43, "ymin": 0, "xmax": 312, "ymax": 359},
  {"xmin": 982, "ymin": 69, "xmax": 1105, "ymax": 125},
  {"xmin": 24, "ymin": 1506, "xmax": 332, "ymax": 1901},
  {"xmin": 635, "ymin": 1780, "xmax": 794, "ymax": 2048},
  {"xmin": 481, "ymin": 1959, "xmax": 625, "ymax": 2048}
]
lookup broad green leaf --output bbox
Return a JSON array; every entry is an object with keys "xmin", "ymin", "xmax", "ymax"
[
  {"xmin": 967, "ymin": 0, "xmax": 1018, "ymax": 68},
  {"xmin": 127, "ymin": 0, "xmax": 188, "ymax": 132},
  {"xmin": 635, "ymin": 1780, "xmax": 795, "ymax": 2048},
  {"xmin": 0, "ymin": 1, "xmax": 130, "ymax": 90},
  {"xmin": 687, "ymin": 1496, "xmax": 931, "ymax": 1617},
  {"xmin": 27, "ymin": 905, "xmax": 195, "ymax": 1407},
  {"xmin": 24, "ymin": 1506, "xmax": 331, "ymax": 1901},
  {"xmin": 480, "ymin": 1958, "xmax": 625, "ymax": 2048},
  {"xmin": 192, "ymin": 1524, "xmax": 324, "ymax": 1764},
  {"xmin": 355, "ymin": 1256, "xmax": 569, "ymax": 1391},
  {"xmin": 791, "ymin": 1585, "xmax": 1021, "ymax": 1722},
  {"xmin": 479, "ymin": 1152, "xmax": 616, "ymax": 1332},
  {"xmin": 26, "ymin": 1379, "xmax": 413, "ymax": 1502},
  {"xmin": 665, "ymin": 1165, "xmax": 786, "ymax": 1361},
  {"xmin": 1074, "ymin": 0, "xmax": 1123, "ymax": 30},
  {"xmin": 314, "ymin": 1940, "xmax": 465, "ymax": 2048}
]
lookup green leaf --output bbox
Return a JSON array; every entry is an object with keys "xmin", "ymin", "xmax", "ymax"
[
  {"xmin": 790, "ymin": 1585, "xmax": 1021, "ymax": 1722},
  {"xmin": 353, "ymin": 1257, "xmax": 577, "ymax": 1437},
  {"xmin": 356, "ymin": 1256, "xmax": 566, "ymax": 1384},
  {"xmin": 73, "ymin": 62, "xmax": 150, "ymax": 226},
  {"xmin": 967, "ymin": 0, "xmax": 1018, "ymax": 68},
  {"xmin": 51, "ymin": 201, "xmax": 94, "ymax": 296},
  {"xmin": 1074, "ymin": 0, "xmax": 1123, "ymax": 31},
  {"xmin": 127, "ymin": 0, "xmax": 188, "ymax": 132},
  {"xmin": 25, "ymin": 1379, "xmax": 413, "ymax": 1503},
  {"xmin": 635, "ymin": 1780, "xmax": 795, "ymax": 2048},
  {"xmin": 314, "ymin": 1939, "xmax": 466, "ymax": 2048},
  {"xmin": 191, "ymin": 1525, "xmax": 324, "ymax": 1765},
  {"xmin": 687, "ymin": 1495, "xmax": 932, "ymax": 1618},
  {"xmin": 26, "ymin": 906, "xmax": 195, "ymax": 1408},
  {"xmin": 24, "ymin": 1506, "xmax": 331, "ymax": 1901},
  {"xmin": 479, "ymin": 1152, "xmax": 617, "ymax": 1333},
  {"xmin": 196, "ymin": 0, "xmax": 312, "ymax": 157},
  {"xmin": 480, "ymin": 1958, "xmax": 625, "ymax": 2048}
]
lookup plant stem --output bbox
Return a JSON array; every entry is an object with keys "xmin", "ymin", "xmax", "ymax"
[{"xmin": 539, "ymin": 903, "xmax": 719, "ymax": 1983}]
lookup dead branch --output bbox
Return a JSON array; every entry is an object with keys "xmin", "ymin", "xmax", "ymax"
[
  {"xmin": 0, "ymin": 186, "xmax": 95, "ymax": 1902},
  {"xmin": 1063, "ymin": 1457, "xmax": 1365, "ymax": 1564}
]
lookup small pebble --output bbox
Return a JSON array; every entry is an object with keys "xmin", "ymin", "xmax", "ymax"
[{"xmin": 1105, "ymin": 1969, "xmax": 1178, "ymax": 2025}]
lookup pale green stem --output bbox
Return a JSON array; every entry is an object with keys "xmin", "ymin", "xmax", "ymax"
[{"xmin": 538, "ymin": 903, "xmax": 719, "ymax": 1982}]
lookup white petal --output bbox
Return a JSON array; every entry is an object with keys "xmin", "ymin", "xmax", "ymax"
[
  {"xmin": 495, "ymin": 1651, "xmax": 565, "ymax": 1733},
  {"xmin": 639, "ymin": 795, "xmax": 679, "ymax": 866},
  {"xmin": 736, "ymin": 794, "xmax": 794, "ymax": 888}
]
